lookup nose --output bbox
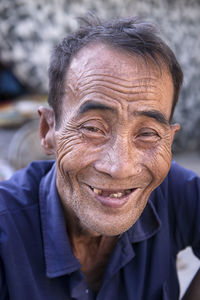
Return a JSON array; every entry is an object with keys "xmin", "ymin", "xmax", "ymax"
[{"xmin": 94, "ymin": 136, "xmax": 141, "ymax": 179}]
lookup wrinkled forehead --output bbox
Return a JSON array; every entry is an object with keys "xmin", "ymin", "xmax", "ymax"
[
  {"xmin": 60, "ymin": 42, "xmax": 174, "ymax": 123},
  {"xmin": 66, "ymin": 42, "xmax": 171, "ymax": 86}
]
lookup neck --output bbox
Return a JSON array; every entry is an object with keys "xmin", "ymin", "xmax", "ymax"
[
  {"xmin": 63, "ymin": 207, "xmax": 118, "ymax": 292},
  {"xmin": 63, "ymin": 206, "xmax": 117, "ymax": 257}
]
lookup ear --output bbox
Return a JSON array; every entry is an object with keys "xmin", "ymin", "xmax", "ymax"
[
  {"xmin": 38, "ymin": 106, "xmax": 56, "ymax": 155},
  {"xmin": 170, "ymin": 123, "xmax": 180, "ymax": 145}
]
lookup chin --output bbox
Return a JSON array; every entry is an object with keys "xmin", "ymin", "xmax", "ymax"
[{"xmin": 80, "ymin": 216, "xmax": 137, "ymax": 237}]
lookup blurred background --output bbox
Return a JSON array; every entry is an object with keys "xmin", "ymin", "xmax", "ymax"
[{"xmin": 0, "ymin": 0, "xmax": 199, "ymax": 298}]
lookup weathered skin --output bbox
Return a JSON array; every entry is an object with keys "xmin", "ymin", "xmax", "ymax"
[
  {"xmin": 39, "ymin": 42, "xmax": 180, "ymax": 291},
  {"xmin": 54, "ymin": 43, "xmax": 179, "ymax": 235}
]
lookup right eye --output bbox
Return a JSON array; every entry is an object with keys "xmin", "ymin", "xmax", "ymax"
[
  {"xmin": 79, "ymin": 121, "xmax": 107, "ymax": 138},
  {"xmin": 82, "ymin": 126, "xmax": 103, "ymax": 133}
]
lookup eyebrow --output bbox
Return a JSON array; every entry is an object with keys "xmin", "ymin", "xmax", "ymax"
[
  {"xmin": 77, "ymin": 100, "xmax": 169, "ymax": 125},
  {"xmin": 78, "ymin": 101, "xmax": 114, "ymax": 115},
  {"xmin": 133, "ymin": 110, "xmax": 169, "ymax": 125}
]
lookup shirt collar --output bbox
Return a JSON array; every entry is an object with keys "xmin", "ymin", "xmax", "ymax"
[
  {"xmin": 39, "ymin": 163, "xmax": 161, "ymax": 278},
  {"xmin": 39, "ymin": 163, "xmax": 81, "ymax": 278},
  {"xmin": 127, "ymin": 192, "xmax": 161, "ymax": 243}
]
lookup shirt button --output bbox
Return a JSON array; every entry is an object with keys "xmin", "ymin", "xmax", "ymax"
[{"xmin": 85, "ymin": 289, "xmax": 89, "ymax": 294}]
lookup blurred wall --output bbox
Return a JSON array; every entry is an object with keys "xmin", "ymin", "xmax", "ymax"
[{"xmin": 0, "ymin": 0, "xmax": 199, "ymax": 153}]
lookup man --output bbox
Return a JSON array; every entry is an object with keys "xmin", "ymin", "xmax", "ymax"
[{"xmin": 0, "ymin": 16, "xmax": 199, "ymax": 300}]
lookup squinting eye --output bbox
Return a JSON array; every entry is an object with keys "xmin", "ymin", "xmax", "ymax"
[
  {"xmin": 80, "ymin": 124, "xmax": 106, "ymax": 138},
  {"xmin": 137, "ymin": 129, "xmax": 160, "ymax": 141},
  {"xmin": 83, "ymin": 126, "xmax": 102, "ymax": 133},
  {"xmin": 140, "ymin": 131, "xmax": 158, "ymax": 137}
]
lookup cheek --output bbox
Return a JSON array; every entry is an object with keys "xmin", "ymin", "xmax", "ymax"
[
  {"xmin": 157, "ymin": 133, "xmax": 173, "ymax": 167},
  {"xmin": 55, "ymin": 130, "xmax": 100, "ymax": 176},
  {"xmin": 142, "ymin": 136, "xmax": 173, "ymax": 185}
]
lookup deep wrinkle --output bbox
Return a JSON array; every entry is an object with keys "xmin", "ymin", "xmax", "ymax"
[
  {"xmin": 66, "ymin": 66, "xmax": 165, "ymax": 103},
  {"xmin": 75, "ymin": 80, "xmax": 162, "ymax": 102},
  {"xmin": 75, "ymin": 73, "xmax": 160, "ymax": 92}
]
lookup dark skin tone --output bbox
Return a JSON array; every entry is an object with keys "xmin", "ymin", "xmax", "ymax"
[
  {"xmin": 62, "ymin": 205, "xmax": 118, "ymax": 291},
  {"xmin": 68, "ymin": 228, "xmax": 117, "ymax": 291},
  {"xmin": 39, "ymin": 43, "xmax": 180, "ymax": 292}
]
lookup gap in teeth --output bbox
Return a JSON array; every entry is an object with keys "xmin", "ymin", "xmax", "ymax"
[{"xmin": 92, "ymin": 187, "xmax": 132, "ymax": 198}]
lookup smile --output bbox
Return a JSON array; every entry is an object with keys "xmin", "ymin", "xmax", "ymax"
[
  {"xmin": 90, "ymin": 186, "xmax": 134, "ymax": 198},
  {"xmin": 88, "ymin": 185, "xmax": 138, "ymax": 209}
]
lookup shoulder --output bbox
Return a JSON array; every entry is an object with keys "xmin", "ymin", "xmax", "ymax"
[
  {"xmin": 165, "ymin": 163, "xmax": 200, "ymax": 252},
  {"xmin": 158, "ymin": 160, "xmax": 199, "ymax": 193},
  {"xmin": 153, "ymin": 161, "xmax": 200, "ymax": 210},
  {"xmin": 169, "ymin": 160, "xmax": 199, "ymax": 181},
  {"xmin": 166, "ymin": 160, "xmax": 200, "ymax": 196},
  {"xmin": 0, "ymin": 160, "xmax": 55, "ymax": 213},
  {"xmin": 156, "ymin": 161, "xmax": 200, "ymax": 224}
]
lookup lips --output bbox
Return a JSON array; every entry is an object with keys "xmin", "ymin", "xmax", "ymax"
[{"xmin": 88, "ymin": 185, "xmax": 137, "ymax": 208}]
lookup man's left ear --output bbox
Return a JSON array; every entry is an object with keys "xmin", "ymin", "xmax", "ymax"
[
  {"xmin": 38, "ymin": 106, "xmax": 56, "ymax": 155},
  {"xmin": 170, "ymin": 123, "xmax": 180, "ymax": 145}
]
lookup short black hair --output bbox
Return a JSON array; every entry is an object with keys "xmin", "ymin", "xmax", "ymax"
[{"xmin": 48, "ymin": 15, "xmax": 183, "ymax": 126}]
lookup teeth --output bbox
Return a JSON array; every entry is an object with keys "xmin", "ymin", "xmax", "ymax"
[
  {"xmin": 109, "ymin": 193, "xmax": 118, "ymax": 198},
  {"xmin": 91, "ymin": 187, "xmax": 133, "ymax": 198},
  {"xmin": 109, "ymin": 192, "xmax": 123, "ymax": 198},
  {"xmin": 117, "ymin": 192, "xmax": 123, "ymax": 197},
  {"xmin": 93, "ymin": 188, "xmax": 102, "ymax": 195}
]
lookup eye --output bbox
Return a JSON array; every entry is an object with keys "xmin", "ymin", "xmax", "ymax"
[
  {"xmin": 136, "ymin": 128, "xmax": 160, "ymax": 141},
  {"xmin": 82, "ymin": 126, "xmax": 103, "ymax": 134},
  {"xmin": 140, "ymin": 131, "xmax": 158, "ymax": 137},
  {"xmin": 79, "ymin": 120, "xmax": 106, "ymax": 138}
]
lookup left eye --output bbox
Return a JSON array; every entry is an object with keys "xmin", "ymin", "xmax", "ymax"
[
  {"xmin": 137, "ymin": 129, "xmax": 160, "ymax": 140},
  {"xmin": 140, "ymin": 131, "xmax": 158, "ymax": 137}
]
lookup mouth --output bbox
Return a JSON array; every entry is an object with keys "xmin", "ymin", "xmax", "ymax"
[{"xmin": 88, "ymin": 185, "xmax": 137, "ymax": 208}]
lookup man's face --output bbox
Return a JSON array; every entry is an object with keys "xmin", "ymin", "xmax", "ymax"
[{"xmin": 54, "ymin": 43, "xmax": 179, "ymax": 236}]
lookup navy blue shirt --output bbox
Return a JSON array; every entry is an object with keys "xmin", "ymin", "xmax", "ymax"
[{"xmin": 0, "ymin": 160, "xmax": 200, "ymax": 300}]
